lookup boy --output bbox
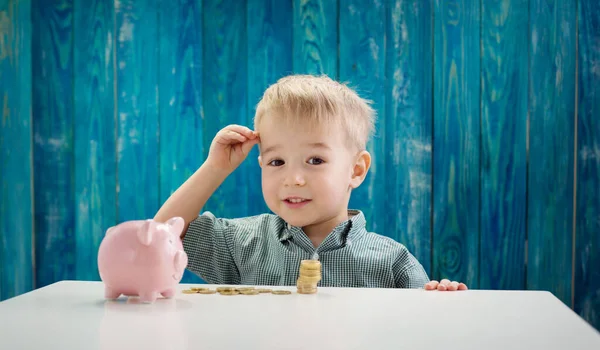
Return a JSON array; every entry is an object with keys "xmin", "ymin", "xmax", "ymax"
[{"xmin": 155, "ymin": 75, "xmax": 467, "ymax": 291}]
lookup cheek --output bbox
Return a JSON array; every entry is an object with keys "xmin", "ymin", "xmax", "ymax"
[
  {"xmin": 261, "ymin": 173, "xmax": 277, "ymax": 199},
  {"xmin": 317, "ymin": 168, "xmax": 351, "ymax": 194}
]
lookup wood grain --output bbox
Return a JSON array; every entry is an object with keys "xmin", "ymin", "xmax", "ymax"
[
  {"xmin": 293, "ymin": 0, "xmax": 337, "ymax": 77},
  {"xmin": 203, "ymin": 0, "xmax": 248, "ymax": 218},
  {"xmin": 433, "ymin": 0, "xmax": 480, "ymax": 287},
  {"xmin": 339, "ymin": 0, "xmax": 386, "ymax": 235},
  {"xmin": 479, "ymin": 0, "xmax": 528, "ymax": 290},
  {"xmin": 247, "ymin": 0, "xmax": 292, "ymax": 216},
  {"xmin": 115, "ymin": 0, "xmax": 159, "ymax": 222},
  {"xmin": 158, "ymin": 0, "xmax": 204, "ymax": 284},
  {"xmin": 575, "ymin": 0, "xmax": 600, "ymax": 330},
  {"xmin": 385, "ymin": 0, "xmax": 433, "ymax": 275},
  {"xmin": 528, "ymin": 0, "xmax": 576, "ymax": 306},
  {"xmin": 0, "ymin": 0, "xmax": 33, "ymax": 300},
  {"xmin": 32, "ymin": 0, "xmax": 75, "ymax": 288},
  {"xmin": 73, "ymin": 0, "xmax": 116, "ymax": 281}
]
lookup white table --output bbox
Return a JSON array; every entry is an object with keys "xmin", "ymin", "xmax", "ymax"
[{"xmin": 0, "ymin": 281, "xmax": 599, "ymax": 350}]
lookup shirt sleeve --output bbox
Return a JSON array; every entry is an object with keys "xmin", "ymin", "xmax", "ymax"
[
  {"xmin": 393, "ymin": 248, "xmax": 430, "ymax": 289},
  {"xmin": 182, "ymin": 211, "xmax": 241, "ymax": 284}
]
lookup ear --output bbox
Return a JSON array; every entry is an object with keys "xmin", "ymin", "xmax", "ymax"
[
  {"xmin": 105, "ymin": 226, "xmax": 116, "ymax": 236},
  {"xmin": 137, "ymin": 221, "xmax": 152, "ymax": 246},
  {"xmin": 258, "ymin": 155, "xmax": 263, "ymax": 168},
  {"xmin": 349, "ymin": 150, "xmax": 371, "ymax": 189},
  {"xmin": 166, "ymin": 217, "xmax": 185, "ymax": 236}
]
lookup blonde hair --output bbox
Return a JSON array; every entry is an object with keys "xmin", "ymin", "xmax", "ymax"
[{"xmin": 253, "ymin": 74, "xmax": 375, "ymax": 150}]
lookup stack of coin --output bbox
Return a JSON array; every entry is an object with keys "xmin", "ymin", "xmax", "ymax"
[{"xmin": 296, "ymin": 259, "xmax": 321, "ymax": 294}]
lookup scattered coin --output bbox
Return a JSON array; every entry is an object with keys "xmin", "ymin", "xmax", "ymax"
[
  {"xmin": 256, "ymin": 288, "xmax": 272, "ymax": 293},
  {"xmin": 182, "ymin": 289, "xmax": 197, "ymax": 294},
  {"xmin": 219, "ymin": 290, "xmax": 240, "ymax": 296},
  {"xmin": 239, "ymin": 289, "xmax": 260, "ymax": 295},
  {"xmin": 217, "ymin": 287, "xmax": 237, "ymax": 292},
  {"xmin": 197, "ymin": 289, "xmax": 217, "ymax": 294},
  {"xmin": 272, "ymin": 290, "xmax": 292, "ymax": 295},
  {"xmin": 235, "ymin": 287, "xmax": 255, "ymax": 292}
]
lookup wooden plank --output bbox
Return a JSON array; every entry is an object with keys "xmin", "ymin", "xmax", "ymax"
[
  {"xmin": 115, "ymin": 0, "xmax": 159, "ymax": 222},
  {"xmin": 339, "ymin": 0, "xmax": 386, "ymax": 235},
  {"xmin": 158, "ymin": 0, "xmax": 203, "ymax": 284},
  {"xmin": 575, "ymin": 0, "xmax": 600, "ymax": 331},
  {"xmin": 0, "ymin": 0, "xmax": 33, "ymax": 300},
  {"xmin": 432, "ymin": 0, "xmax": 480, "ymax": 287},
  {"xmin": 73, "ymin": 0, "xmax": 115, "ymax": 281},
  {"xmin": 31, "ymin": 0, "xmax": 75, "ymax": 288},
  {"xmin": 528, "ymin": 0, "xmax": 576, "ymax": 306},
  {"xmin": 247, "ymin": 0, "xmax": 292, "ymax": 216},
  {"xmin": 293, "ymin": 0, "xmax": 337, "ymax": 77},
  {"xmin": 202, "ymin": 0, "xmax": 248, "ymax": 218},
  {"xmin": 385, "ymin": 0, "xmax": 433, "ymax": 275},
  {"xmin": 479, "ymin": 0, "xmax": 528, "ymax": 290}
]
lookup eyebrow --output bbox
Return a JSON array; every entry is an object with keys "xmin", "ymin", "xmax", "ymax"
[{"xmin": 261, "ymin": 142, "xmax": 332, "ymax": 155}]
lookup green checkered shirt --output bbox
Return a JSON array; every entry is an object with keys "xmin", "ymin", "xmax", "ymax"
[{"xmin": 182, "ymin": 209, "xmax": 430, "ymax": 288}]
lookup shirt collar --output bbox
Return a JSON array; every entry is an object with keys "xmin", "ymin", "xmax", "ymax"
[{"xmin": 278, "ymin": 209, "xmax": 367, "ymax": 252}]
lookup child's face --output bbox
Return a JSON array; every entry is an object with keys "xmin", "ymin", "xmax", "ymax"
[{"xmin": 258, "ymin": 118, "xmax": 364, "ymax": 230}]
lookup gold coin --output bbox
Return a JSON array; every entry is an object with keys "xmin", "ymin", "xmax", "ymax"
[
  {"xmin": 272, "ymin": 290, "xmax": 292, "ymax": 295},
  {"xmin": 297, "ymin": 276, "xmax": 321, "ymax": 284},
  {"xmin": 191, "ymin": 287, "xmax": 209, "ymax": 291},
  {"xmin": 297, "ymin": 289, "xmax": 317, "ymax": 294},
  {"xmin": 299, "ymin": 270, "xmax": 321, "ymax": 277},
  {"xmin": 235, "ymin": 287, "xmax": 255, "ymax": 292},
  {"xmin": 182, "ymin": 289, "xmax": 197, "ymax": 294},
  {"xmin": 219, "ymin": 290, "xmax": 240, "ymax": 296},
  {"xmin": 296, "ymin": 281, "xmax": 318, "ymax": 287},
  {"xmin": 217, "ymin": 287, "xmax": 236, "ymax": 292},
  {"xmin": 300, "ymin": 260, "xmax": 321, "ymax": 270},
  {"xmin": 197, "ymin": 289, "xmax": 217, "ymax": 294},
  {"xmin": 240, "ymin": 289, "xmax": 260, "ymax": 295},
  {"xmin": 256, "ymin": 288, "xmax": 272, "ymax": 293}
]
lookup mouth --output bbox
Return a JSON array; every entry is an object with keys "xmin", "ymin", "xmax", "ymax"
[
  {"xmin": 283, "ymin": 197, "xmax": 311, "ymax": 204},
  {"xmin": 283, "ymin": 197, "xmax": 312, "ymax": 208}
]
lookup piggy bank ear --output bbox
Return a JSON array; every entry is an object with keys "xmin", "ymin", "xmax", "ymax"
[
  {"xmin": 137, "ymin": 220, "xmax": 152, "ymax": 246},
  {"xmin": 166, "ymin": 217, "xmax": 185, "ymax": 236}
]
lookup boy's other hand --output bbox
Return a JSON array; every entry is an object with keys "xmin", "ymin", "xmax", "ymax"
[
  {"xmin": 207, "ymin": 124, "xmax": 259, "ymax": 174},
  {"xmin": 424, "ymin": 279, "xmax": 468, "ymax": 291}
]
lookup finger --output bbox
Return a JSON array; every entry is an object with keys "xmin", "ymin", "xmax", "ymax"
[
  {"xmin": 219, "ymin": 130, "xmax": 247, "ymax": 143},
  {"xmin": 241, "ymin": 136, "xmax": 260, "ymax": 155},
  {"xmin": 437, "ymin": 283, "xmax": 447, "ymax": 291},
  {"xmin": 440, "ymin": 279, "xmax": 451, "ymax": 286},
  {"xmin": 226, "ymin": 125, "xmax": 257, "ymax": 139},
  {"xmin": 447, "ymin": 281, "xmax": 459, "ymax": 291},
  {"xmin": 458, "ymin": 283, "xmax": 468, "ymax": 290},
  {"xmin": 424, "ymin": 281, "xmax": 439, "ymax": 290}
]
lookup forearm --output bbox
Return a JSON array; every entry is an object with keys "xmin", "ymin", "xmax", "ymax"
[{"xmin": 154, "ymin": 161, "xmax": 229, "ymax": 230}]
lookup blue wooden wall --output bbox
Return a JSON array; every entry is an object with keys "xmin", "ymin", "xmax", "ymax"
[{"xmin": 0, "ymin": 0, "xmax": 599, "ymax": 331}]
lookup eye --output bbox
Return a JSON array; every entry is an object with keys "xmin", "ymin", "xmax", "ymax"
[
  {"xmin": 307, "ymin": 157, "xmax": 324, "ymax": 165},
  {"xmin": 169, "ymin": 238, "xmax": 173, "ymax": 244},
  {"xmin": 268, "ymin": 159, "xmax": 285, "ymax": 166}
]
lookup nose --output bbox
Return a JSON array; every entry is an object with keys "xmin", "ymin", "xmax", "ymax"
[{"xmin": 283, "ymin": 167, "xmax": 306, "ymax": 187}]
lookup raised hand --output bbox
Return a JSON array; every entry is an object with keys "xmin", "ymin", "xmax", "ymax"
[{"xmin": 207, "ymin": 124, "xmax": 259, "ymax": 174}]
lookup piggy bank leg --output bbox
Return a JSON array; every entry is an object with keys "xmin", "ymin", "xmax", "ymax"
[
  {"xmin": 139, "ymin": 291, "xmax": 158, "ymax": 303},
  {"xmin": 105, "ymin": 287, "xmax": 121, "ymax": 300},
  {"xmin": 161, "ymin": 289, "xmax": 175, "ymax": 298}
]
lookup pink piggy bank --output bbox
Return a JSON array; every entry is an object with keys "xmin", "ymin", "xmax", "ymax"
[{"xmin": 97, "ymin": 217, "xmax": 188, "ymax": 303}]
